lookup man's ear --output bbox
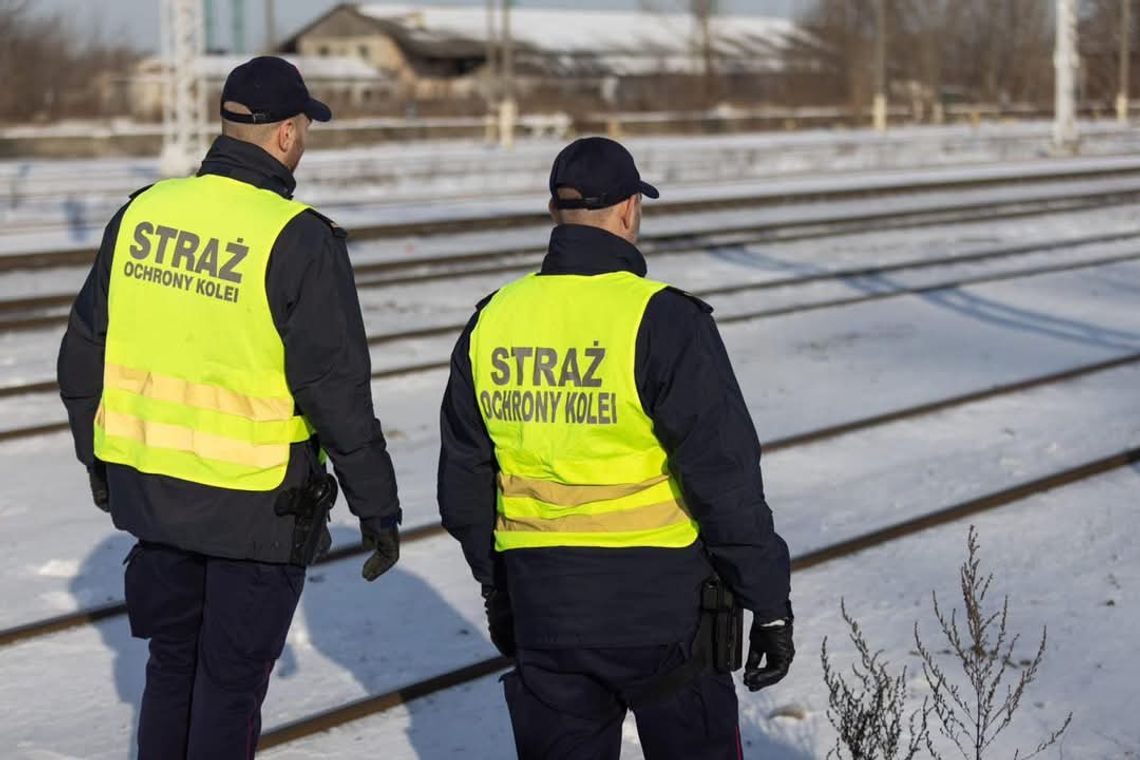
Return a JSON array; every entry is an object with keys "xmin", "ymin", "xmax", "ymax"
[
  {"xmin": 548, "ymin": 198, "xmax": 560, "ymax": 225},
  {"xmin": 619, "ymin": 195, "xmax": 637, "ymax": 231},
  {"xmin": 277, "ymin": 119, "xmax": 294, "ymax": 154}
]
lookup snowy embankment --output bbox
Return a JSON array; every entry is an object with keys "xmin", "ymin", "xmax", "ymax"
[{"xmin": 5, "ymin": 119, "xmax": 1140, "ymax": 254}]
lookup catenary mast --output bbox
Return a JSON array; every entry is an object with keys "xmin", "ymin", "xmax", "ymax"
[
  {"xmin": 872, "ymin": 0, "xmax": 887, "ymax": 132},
  {"xmin": 160, "ymin": 0, "xmax": 208, "ymax": 176},
  {"xmin": 1054, "ymin": 0, "xmax": 1080, "ymax": 152}
]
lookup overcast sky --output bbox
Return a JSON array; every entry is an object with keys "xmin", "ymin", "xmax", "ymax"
[{"xmin": 32, "ymin": 0, "xmax": 803, "ymax": 54}]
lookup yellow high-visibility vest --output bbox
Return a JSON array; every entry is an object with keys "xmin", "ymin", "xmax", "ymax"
[
  {"xmin": 470, "ymin": 270, "xmax": 700, "ymax": 551},
  {"xmin": 94, "ymin": 174, "xmax": 314, "ymax": 491}
]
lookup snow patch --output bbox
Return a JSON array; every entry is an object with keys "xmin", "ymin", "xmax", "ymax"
[
  {"xmin": 37, "ymin": 590, "xmax": 77, "ymax": 611},
  {"xmin": 36, "ymin": 560, "xmax": 79, "ymax": 579},
  {"xmin": 12, "ymin": 746, "xmax": 87, "ymax": 760}
]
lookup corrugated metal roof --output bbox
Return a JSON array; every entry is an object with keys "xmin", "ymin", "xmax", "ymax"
[{"xmin": 354, "ymin": 4, "xmax": 793, "ymax": 75}]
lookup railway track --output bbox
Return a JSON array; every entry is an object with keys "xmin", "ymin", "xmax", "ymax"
[
  {"xmin": 257, "ymin": 443, "xmax": 1140, "ymax": 749},
  {"xmin": 2, "ymin": 349, "xmax": 1137, "ymax": 650},
  {"xmin": 347, "ymin": 188, "xmax": 1140, "ymax": 285},
  {"xmin": 6, "ymin": 158, "xmax": 1140, "ymax": 275},
  {"xmin": 355, "ymin": 242, "xmax": 1140, "ymax": 348},
  {"xmin": 1, "ymin": 242, "xmax": 1136, "ymax": 444},
  {"xmin": 4, "ymin": 193, "xmax": 1140, "ymax": 336},
  {"xmin": 10, "ymin": 143, "xmax": 1140, "ymax": 201}
]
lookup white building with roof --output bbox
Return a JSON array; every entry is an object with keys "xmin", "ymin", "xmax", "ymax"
[{"xmin": 280, "ymin": 3, "xmax": 798, "ymax": 107}]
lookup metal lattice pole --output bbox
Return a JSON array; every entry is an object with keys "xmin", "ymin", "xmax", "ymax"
[
  {"xmin": 1054, "ymin": 0, "xmax": 1080, "ymax": 152},
  {"xmin": 160, "ymin": 0, "xmax": 207, "ymax": 177}
]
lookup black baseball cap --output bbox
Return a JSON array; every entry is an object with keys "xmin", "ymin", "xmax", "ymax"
[
  {"xmin": 549, "ymin": 137, "xmax": 659, "ymax": 210},
  {"xmin": 220, "ymin": 56, "xmax": 332, "ymax": 124}
]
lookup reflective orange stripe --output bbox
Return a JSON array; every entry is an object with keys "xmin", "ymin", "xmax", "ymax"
[
  {"xmin": 96, "ymin": 405, "xmax": 289, "ymax": 469},
  {"xmin": 496, "ymin": 498, "xmax": 692, "ymax": 534},
  {"xmin": 104, "ymin": 362, "xmax": 295, "ymax": 422},
  {"xmin": 497, "ymin": 472, "xmax": 670, "ymax": 507}
]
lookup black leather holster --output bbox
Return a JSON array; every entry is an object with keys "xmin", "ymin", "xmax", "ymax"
[{"xmin": 274, "ymin": 473, "xmax": 337, "ymax": 566}]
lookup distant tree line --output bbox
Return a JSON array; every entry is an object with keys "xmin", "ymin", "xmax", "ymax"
[
  {"xmin": 0, "ymin": 0, "xmax": 137, "ymax": 123},
  {"xmin": 1081, "ymin": 0, "xmax": 1140, "ymax": 108},
  {"xmin": 784, "ymin": 0, "xmax": 1054, "ymax": 120},
  {"xmin": 3, "ymin": 0, "xmax": 1140, "ymax": 128},
  {"xmin": 784, "ymin": 0, "xmax": 1140, "ymax": 121}
]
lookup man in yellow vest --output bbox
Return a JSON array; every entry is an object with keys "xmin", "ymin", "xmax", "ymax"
[
  {"xmin": 439, "ymin": 137, "xmax": 794, "ymax": 758},
  {"xmin": 58, "ymin": 57, "xmax": 401, "ymax": 759}
]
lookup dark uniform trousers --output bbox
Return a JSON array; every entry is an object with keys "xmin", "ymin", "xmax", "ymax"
[
  {"xmin": 504, "ymin": 645, "xmax": 742, "ymax": 760},
  {"xmin": 123, "ymin": 541, "xmax": 305, "ymax": 760}
]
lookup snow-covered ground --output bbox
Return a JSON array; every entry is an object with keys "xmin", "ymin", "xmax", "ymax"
[
  {"xmin": 261, "ymin": 468, "xmax": 1140, "ymax": 760},
  {"xmin": 5, "ymin": 198, "xmax": 1140, "ymax": 394},
  {"xmin": 1, "ymin": 138, "xmax": 1139, "ymax": 758},
  {"xmin": 6, "ymin": 119, "xmax": 1140, "ymax": 200},
  {"xmin": 10, "ymin": 152, "xmax": 1140, "ymax": 257},
  {"xmin": 3, "ymin": 252, "xmax": 1139, "ymax": 626},
  {"xmin": 4, "ymin": 154, "xmax": 1140, "ymax": 313},
  {"xmin": 6, "ymin": 119, "xmax": 1140, "ymax": 254},
  {"xmin": 293, "ymin": 465, "xmax": 1140, "ymax": 760}
]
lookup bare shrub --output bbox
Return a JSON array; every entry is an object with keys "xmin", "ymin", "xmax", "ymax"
[
  {"xmin": 821, "ymin": 599, "xmax": 929, "ymax": 760},
  {"xmin": 915, "ymin": 526, "xmax": 1072, "ymax": 760}
]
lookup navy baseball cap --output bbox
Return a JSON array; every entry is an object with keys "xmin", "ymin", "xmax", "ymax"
[
  {"xmin": 549, "ymin": 137, "xmax": 659, "ymax": 210},
  {"xmin": 220, "ymin": 56, "xmax": 332, "ymax": 124}
]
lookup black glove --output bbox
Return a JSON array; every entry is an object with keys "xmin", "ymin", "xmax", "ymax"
[
  {"xmin": 88, "ymin": 461, "xmax": 110, "ymax": 513},
  {"xmin": 743, "ymin": 617, "xmax": 795, "ymax": 691},
  {"xmin": 482, "ymin": 585, "xmax": 516, "ymax": 658},
  {"xmin": 361, "ymin": 524, "xmax": 399, "ymax": 581}
]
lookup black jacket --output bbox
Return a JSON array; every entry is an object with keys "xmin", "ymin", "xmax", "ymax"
[
  {"xmin": 58, "ymin": 136, "xmax": 401, "ymax": 563},
  {"xmin": 438, "ymin": 224, "xmax": 791, "ymax": 648}
]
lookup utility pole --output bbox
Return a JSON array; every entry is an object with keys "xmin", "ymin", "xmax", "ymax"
[
  {"xmin": 872, "ymin": 0, "xmax": 887, "ymax": 132},
  {"xmin": 160, "ymin": 0, "xmax": 207, "ymax": 177},
  {"xmin": 1054, "ymin": 0, "xmax": 1079, "ymax": 152},
  {"xmin": 484, "ymin": 0, "xmax": 498, "ymax": 142},
  {"xmin": 692, "ymin": 0, "xmax": 716, "ymax": 107},
  {"xmin": 204, "ymin": 0, "xmax": 216, "ymax": 52},
  {"xmin": 264, "ymin": 0, "xmax": 277, "ymax": 52},
  {"xmin": 1119, "ymin": 0, "xmax": 1132, "ymax": 123},
  {"xmin": 498, "ymin": 0, "xmax": 516, "ymax": 149},
  {"xmin": 232, "ymin": 0, "xmax": 246, "ymax": 54}
]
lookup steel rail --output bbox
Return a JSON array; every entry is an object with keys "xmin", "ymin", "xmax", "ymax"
[
  {"xmin": 3, "ymin": 186, "xmax": 1134, "ymax": 331},
  {"xmin": 1, "ymin": 248, "xmax": 1136, "ymax": 443},
  {"xmin": 258, "ymin": 444, "xmax": 1140, "ymax": 748},
  {"xmin": 3, "ymin": 231, "xmax": 1135, "ymax": 406},
  {"xmin": 2, "ymin": 351, "xmax": 1137, "ymax": 649},
  {"xmin": 6, "ymin": 161, "xmax": 1140, "ymax": 272}
]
